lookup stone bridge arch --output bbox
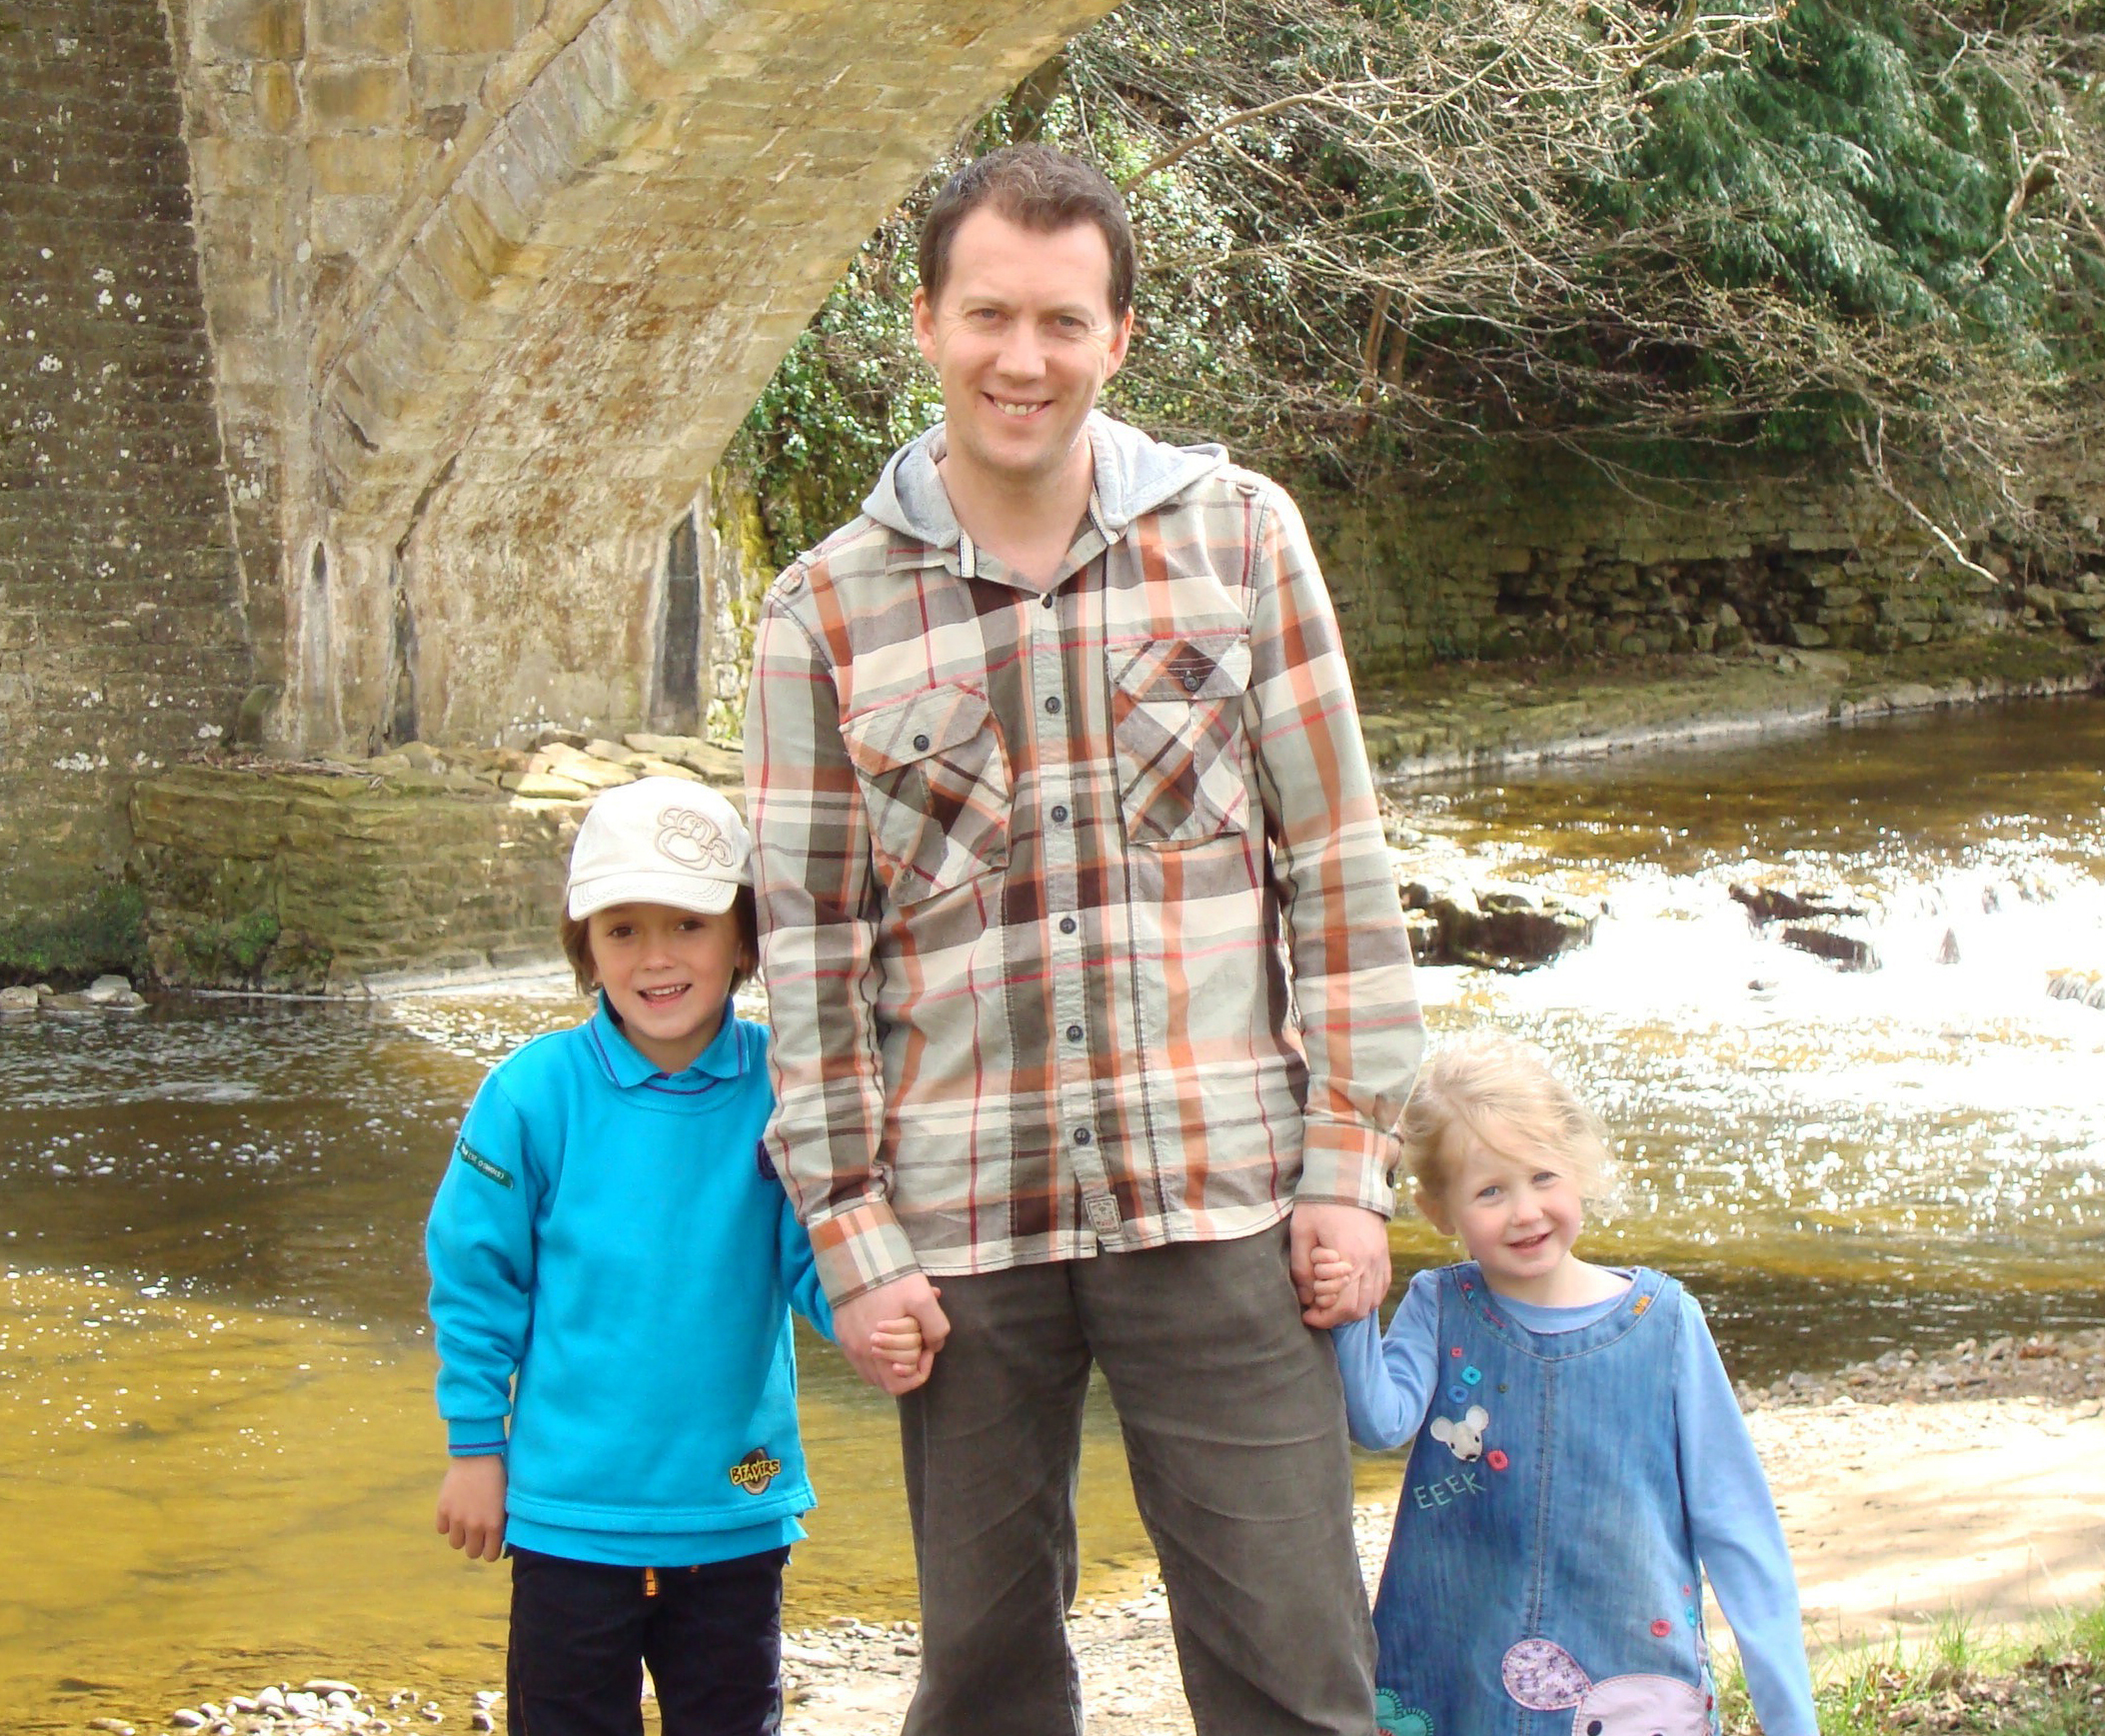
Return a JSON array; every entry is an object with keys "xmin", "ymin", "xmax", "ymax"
[{"xmin": 178, "ymin": 0, "xmax": 1117, "ymax": 753}]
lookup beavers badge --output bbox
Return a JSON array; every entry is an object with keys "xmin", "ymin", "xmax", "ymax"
[{"xmin": 729, "ymin": 1447, "xmax": 783, "ymax": 1495}]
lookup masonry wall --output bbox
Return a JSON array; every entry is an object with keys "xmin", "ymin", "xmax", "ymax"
[
  {"xmin": 1301, "ymin": 446, "xmax": 2105, "ymax": 691},
  {"xmin": 0, "ymin": 0, "xmax": 251, "ymax": 935}
]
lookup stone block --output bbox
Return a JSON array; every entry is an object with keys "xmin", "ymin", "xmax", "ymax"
[
  {"xmin": 308, "ymin": 131, "xmax": 420, "ymax": 195},
  {"xmin": 303, "ymin": 63, "xmax": 414, "ymax": 129},
  {"xmin": 413, "ymin": 0, "xmax": 532, "ymax": 57},
  {"xmin": 253, "ymin": 62, "xmax": 301, "ymax": 133},
  {"xmin": 314, "ymin": 0, "xmax": 414, "ymax": 57},
  {"xmin": 199, "ymin": 0, "xmax": 304, "ymax": 61},
  {"xmin": 1788, "ymin": 622, "xmax": 1833, "ymax": 649}
]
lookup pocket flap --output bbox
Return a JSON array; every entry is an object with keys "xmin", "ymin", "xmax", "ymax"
[
  {"xmin": 842, "ymin": 683, "xmax": 994, "ymax": 777},
  {"xmin": 1108, "ymin": 634, "xmax": 1252, "ymax": 705}
]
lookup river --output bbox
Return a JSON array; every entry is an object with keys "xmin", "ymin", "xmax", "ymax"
[{"xmin": 3, "ymin": 697, "xmax": 2100, "ymax": 1729}]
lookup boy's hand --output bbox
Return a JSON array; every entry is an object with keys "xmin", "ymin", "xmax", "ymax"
[
  {"xmin": 436, "ymin": 1455, "xmax": 508, "ymax": 1561},
  {"xmin": 1308, "ymin": 1245, "xmax": 1355, "ymax": 1313},
  {"xmin": 871, "ymin": 1314, "xmax": 927, "ymax": 1385}
]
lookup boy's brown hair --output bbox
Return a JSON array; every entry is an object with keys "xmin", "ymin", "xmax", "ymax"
[
  {"xmin": 560, "ymin": 886, "xmax": 761, "ymax": 999},
  {"xmin": 919, "ymin": 143, "xmax": 1136, "ymax": 319}
]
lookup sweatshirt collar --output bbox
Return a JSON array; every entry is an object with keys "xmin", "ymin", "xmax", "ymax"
[
  {"xmin": 588, "ymin": 993, "xmax": 750, "ymax": 1092},
  {"xmin": 860, "ymin": 411, "xmax": 1228, "ymax": 553}
]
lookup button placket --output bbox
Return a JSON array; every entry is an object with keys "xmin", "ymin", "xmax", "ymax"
[{"xmin": 1031, "ymin": 588, "xmax": 1111, "ymax": 1241}]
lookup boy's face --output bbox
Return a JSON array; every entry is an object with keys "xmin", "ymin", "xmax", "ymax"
[
  {"xmin": 586, "ymin": 900, "xmax": 750, "ymax": 1074},
  {"xmin": 912, "ymin": 207, "xmax": 1132, "ymax": 494},
  {"xmin": 1415, "ymin": 1122, "xmax": 1586, "ymax": 1301}
]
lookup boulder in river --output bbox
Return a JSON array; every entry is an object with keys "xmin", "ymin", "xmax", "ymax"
[
  {"xmin": 1396, "ymin": 871, "xmax": 1599, "ymax": 970},
  {"xmin": 1780, "ymin": 922, "xmax": 1880, "ymax": 971},
  {"xmin": 1729, "ymin": 881, "xmax": 1866, "ymax": 924},
  {"xmin": 2047, "ymin": 968, "xmax": 2105, "ymax": 1009}
]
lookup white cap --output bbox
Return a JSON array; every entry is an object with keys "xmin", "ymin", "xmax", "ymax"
[{"xmin": 566, "ymin": 778, "xmax": 752, "ymax": 920}]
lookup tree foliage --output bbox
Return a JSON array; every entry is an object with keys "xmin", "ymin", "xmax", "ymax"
[{"xmin": 733, "ymin": 0, "xmax": 2105, "ymax": 565}]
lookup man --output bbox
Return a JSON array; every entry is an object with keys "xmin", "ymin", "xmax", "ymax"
[{"xmin": 744, "ymin": 144, "xmax": 1422, "ymax": 1736}]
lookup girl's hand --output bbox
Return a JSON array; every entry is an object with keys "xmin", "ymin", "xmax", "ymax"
[
  {"xmin": 435, "ymin": 1454, "xmax": 507, "ymax": 1561},
  {"xmin": 1309, "ymin": 1245, "xmax": 1355, "ymax": 1312}
]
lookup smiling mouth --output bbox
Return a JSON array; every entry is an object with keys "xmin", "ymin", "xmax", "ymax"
[
  {"xmin": 637, "ymin": 983, "xmax": 690, "ymax": 1006},
  {"xmin": 1507, "ymin": 1231, "xmax": 1553, "ymax": 1253},
  {"xmin": 990, "ymin": 396, "xmax": 1050, "ymax": 418}
]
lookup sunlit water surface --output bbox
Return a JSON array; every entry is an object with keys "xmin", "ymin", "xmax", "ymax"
[{"xmin": 3, "ymin": 698, "xmax": 2099, "ymax": 1726}]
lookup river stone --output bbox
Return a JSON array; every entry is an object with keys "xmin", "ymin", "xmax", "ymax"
[
  {"xmin": 0, "ymin": 984, "xmax": 37, "ymax": 1013},
  {"xmin": 88, "ymin": 1720, "xmax": 135, "ymax": 1735},
  {"xmin": 173, "ymin": 1713, "xmax": 207, "ymax": 1729},
  {"xmin": 304, "ymin": 1685, "xmax": 359, "ymax": 1700},
  {"xmin": 1729, "ymin": 882, "xmax": 1865, "ymax": 923},
  {"xmin": 1780, "ymin": 921, "xmax": 1880, "ymax": 971},
  {"xmin": 2047, "ymin": 969, "xmax": 2105, "ymax": 1009},
  {"xmin": 83, "ymin": 974, "xmax": 146, "ymax": 1008}
]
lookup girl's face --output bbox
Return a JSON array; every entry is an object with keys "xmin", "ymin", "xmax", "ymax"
[
  {"xmin": 1417, "ymin": 1121, "xmax": 1587, "ymax": 1303},
  {"xmin": 586, "ymin": 900, "xmax": 750, "ymax": 1075}
]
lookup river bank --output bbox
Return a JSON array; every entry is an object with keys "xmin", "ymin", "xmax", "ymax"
[
  {"xmin": 109, "ymin": 1330, "xmax": 2105, "ymax": 1736},
  {"xmin": 1357, "ymin": 637, "xmax": 2102, "ymax": 780}
]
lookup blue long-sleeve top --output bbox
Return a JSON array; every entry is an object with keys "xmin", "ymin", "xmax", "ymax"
[
  {"xmin": 1333, "ymin": 1270, "xmax": 1818, "ymax": 1736},
  {"xmin": 427, "ymin": 997, "xmax": 834, "ymax": 1567}
]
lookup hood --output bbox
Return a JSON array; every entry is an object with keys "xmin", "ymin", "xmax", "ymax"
[{"xmin": 861, "ymin": 411, "xmax": 1228, "ymax": 549}]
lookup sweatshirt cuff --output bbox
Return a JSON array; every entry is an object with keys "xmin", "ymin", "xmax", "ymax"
[
  {"xmin": 807, "ymin": 1198, "xmax": 924, "ymax": 1306},
  {"xmin": 447, "ymin": 1417, "xmax": 509, "ymax": 1456},
  {"xmin": 1293, "ymin": 1121, "xmax": 1400, "ymax": 1216}
]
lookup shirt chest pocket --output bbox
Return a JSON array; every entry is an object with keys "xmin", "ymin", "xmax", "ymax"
[
  {"xmin": 1106, "ymin": 633, "xmax": 1252, "ymax": 848},
  {"xmin": 842, "ymin": 682, "xmax": 1013, "ymax": 905}
]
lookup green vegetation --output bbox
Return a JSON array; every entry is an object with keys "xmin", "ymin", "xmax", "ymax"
[
  {"xmin": 176, "ymin": 905, "xmax": 283, "ymax": 984},
  {"xmin": 731, "ymin": 0, "xmax": 2105, "ymax": 572},
  {"xmin": 0, "ymin": 882, "xmax": 147, "ymax": 988},
  {"xmin": 1711, "ymin": 1606, "xmax": 2105, "ymax": 1734}
]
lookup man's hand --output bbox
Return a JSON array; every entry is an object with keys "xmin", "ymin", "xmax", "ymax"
[
  {"xmin": 435, "ymin": 1454, "xmax": 507, "ymax": 1561},
  {"xmin": 833, "ymin": 1274, "xmax": 952, "ymax": 1395},
  {"xmin": 1290, "ymin": 1203, "xmax": 1390, "ymax": 1327}
]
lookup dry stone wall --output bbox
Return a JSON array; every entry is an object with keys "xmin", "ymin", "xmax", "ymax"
[
  {"xmin": 1304, "ymin": 446, "xmax": 2105, "ymax": 689},
  {"xmin": 0, "ymin": 0, "xmax": 253, "ymax": 938}
]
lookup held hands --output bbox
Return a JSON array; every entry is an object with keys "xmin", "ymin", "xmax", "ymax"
[
  {"xmin": 1309, "ymin": 1245, "xmax": 1355, "ymax": 1314},
  {"xmin": 1290, "ymin": 1202, "xmax": 1391, "ymax": 1327},
  {"xmin": 833, "ymin": 1273, "xmax": 952, "ymax": 1396},
  {"xmin": 435, "ymin": 1453, "xmax": 507, "ymax": 1562}
]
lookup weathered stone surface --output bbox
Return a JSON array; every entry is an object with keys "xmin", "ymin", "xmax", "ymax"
[
  {"xmin": 1729, "ymin": 882, "xmax": 1867, "ymax": 924},
  {"xmin": 2047, "ymin": 968, "xmax": 2105, "ymax": 1009},
  {"xmin": 1780, "ymin": 921, "xmax": 1881, "ymax": 971}
]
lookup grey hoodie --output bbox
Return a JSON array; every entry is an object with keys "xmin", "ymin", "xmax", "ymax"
[{"xmin": 859, "ymin": 410, "xmax": 1228, "ymax": 551}]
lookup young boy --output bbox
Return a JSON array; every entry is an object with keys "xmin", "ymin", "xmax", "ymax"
[{"xmin": 427, "ymin": 778, "xmax": 852, "ymax": 1736}]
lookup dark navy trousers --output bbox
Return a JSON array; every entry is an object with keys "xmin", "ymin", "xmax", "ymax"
[{"xmin": 506, "ymin": 1545, "xmax": 789, "ymax": 1736}]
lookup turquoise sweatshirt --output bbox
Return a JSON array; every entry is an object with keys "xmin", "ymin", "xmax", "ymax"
[{"xmin": 426, "ymin": 997, "xmax": 834, "ymax": 1567}]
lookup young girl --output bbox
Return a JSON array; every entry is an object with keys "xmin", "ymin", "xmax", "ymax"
[
  {"xmin": 1315, "ymin": 1031, "xmax": 1817, "ymax": 1736},
  {"xmin": 427, "ymin": 779, "xmax": 925, "ymax": 1736}
]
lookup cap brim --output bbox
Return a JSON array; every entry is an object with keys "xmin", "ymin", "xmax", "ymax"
[{"xmin": 567, "ymin": 868, "xmax": 744, "ymax": 920}]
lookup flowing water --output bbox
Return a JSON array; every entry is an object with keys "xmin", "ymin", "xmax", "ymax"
[{"xmin": 3, "ymin": 697, "xmax": 2101, "ymax": 1728}]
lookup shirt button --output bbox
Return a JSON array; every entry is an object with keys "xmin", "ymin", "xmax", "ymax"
[
  {"xmin": 1045, "ymin": 696, "xmax": 1061, "ymax": 715},
  {"xmin": 1058, "ymin": 915, "xmax": 1076, "ymax": 935},
  {"xmin": 1072, "ymin": 1127, "xmax": 1092, "ymax": 1145},
  {"xmin": 1042, "ymin": 591, "xmax": 1055, "ymax": 609},
  {"xmin": 1180, "ymin": 672, "xmax": 1202, "ymax": 693},
  {"xmin": 1051, "ymin": 804, "xmax": 1068, "ymax": 824},
  {"xmin": 1065, "ymin": 1023, "xmax": 1082, "ymax": 1041},
  {"xmin": 912, "ymin": 733, "xmax": 930, "ymax": 752}
]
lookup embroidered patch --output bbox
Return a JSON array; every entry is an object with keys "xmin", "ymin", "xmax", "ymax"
[
  {"xmin": 1631, "ymin": 1294, "xmax": 1652, "ymax": 1316},
  {"xmin": 1428, "ymin": 1403, "xmax": 1490, "ymax": 1462},
  {"xmin": 1651, "ymin": 1618, "xmax": 1673, "ymax": 1637},
  {"xmin": 1501, "ymin": 1639, "xmax": 1711, "ymax": 1735},
  {"xmin": 1485, "ymin": 1449, "xmax": 1510, "ymax": 1472},
  {"xmin": 729, "ymin": 1447, "xmax": 783, "ymax": 1494},
  {"xmin": 1375, "ymin": 1688, "xmax": 1432, "ymax": 1736},
  {"xmin": 1461, "ymin": 1365, "xmax": 1483, "ymax": 1386},
  {"xmin": 455, "ymin": 1141, "xmax": 513, "ymax": 1189}
]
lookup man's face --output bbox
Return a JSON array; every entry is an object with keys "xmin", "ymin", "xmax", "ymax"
[{"xmin": 913, "ymin": 207, "xmax": 1133, "ymax": 492}]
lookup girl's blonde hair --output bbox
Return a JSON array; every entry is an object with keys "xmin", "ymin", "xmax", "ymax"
[{"xmin": 1401, "ymin": 1030, "xmax": 1612, "ymax": 1202}]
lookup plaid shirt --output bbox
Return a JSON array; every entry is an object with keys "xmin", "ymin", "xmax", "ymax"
[{"xmin": 745, "ymin": 418, "xmax": 1422, "ymax": 1304}]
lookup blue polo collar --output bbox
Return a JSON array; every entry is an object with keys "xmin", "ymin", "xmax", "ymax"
[{"xmin": 587, "ymin": 993, "xmax": 749, "ymax": 1094}]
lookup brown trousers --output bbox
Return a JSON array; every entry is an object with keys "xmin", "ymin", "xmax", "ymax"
[{"xmin": 898, "ymin": 1225, "xmax": 1376, "ymax": 1736}]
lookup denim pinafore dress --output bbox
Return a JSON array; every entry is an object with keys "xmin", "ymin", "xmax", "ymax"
[{"xmin": 1370, "ymin": 1264, "xmax": 1719, "ymax": 1736}]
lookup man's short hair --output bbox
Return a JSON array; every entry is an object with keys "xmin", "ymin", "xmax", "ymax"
[{"xmin": 919, "ymin": 143, "xmax": 1135, "ymax": 319}]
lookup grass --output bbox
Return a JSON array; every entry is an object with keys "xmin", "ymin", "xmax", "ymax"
[{"xmin": 1717, "ymin": 1605, "xmax": 2105, "ymax": 1734}]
